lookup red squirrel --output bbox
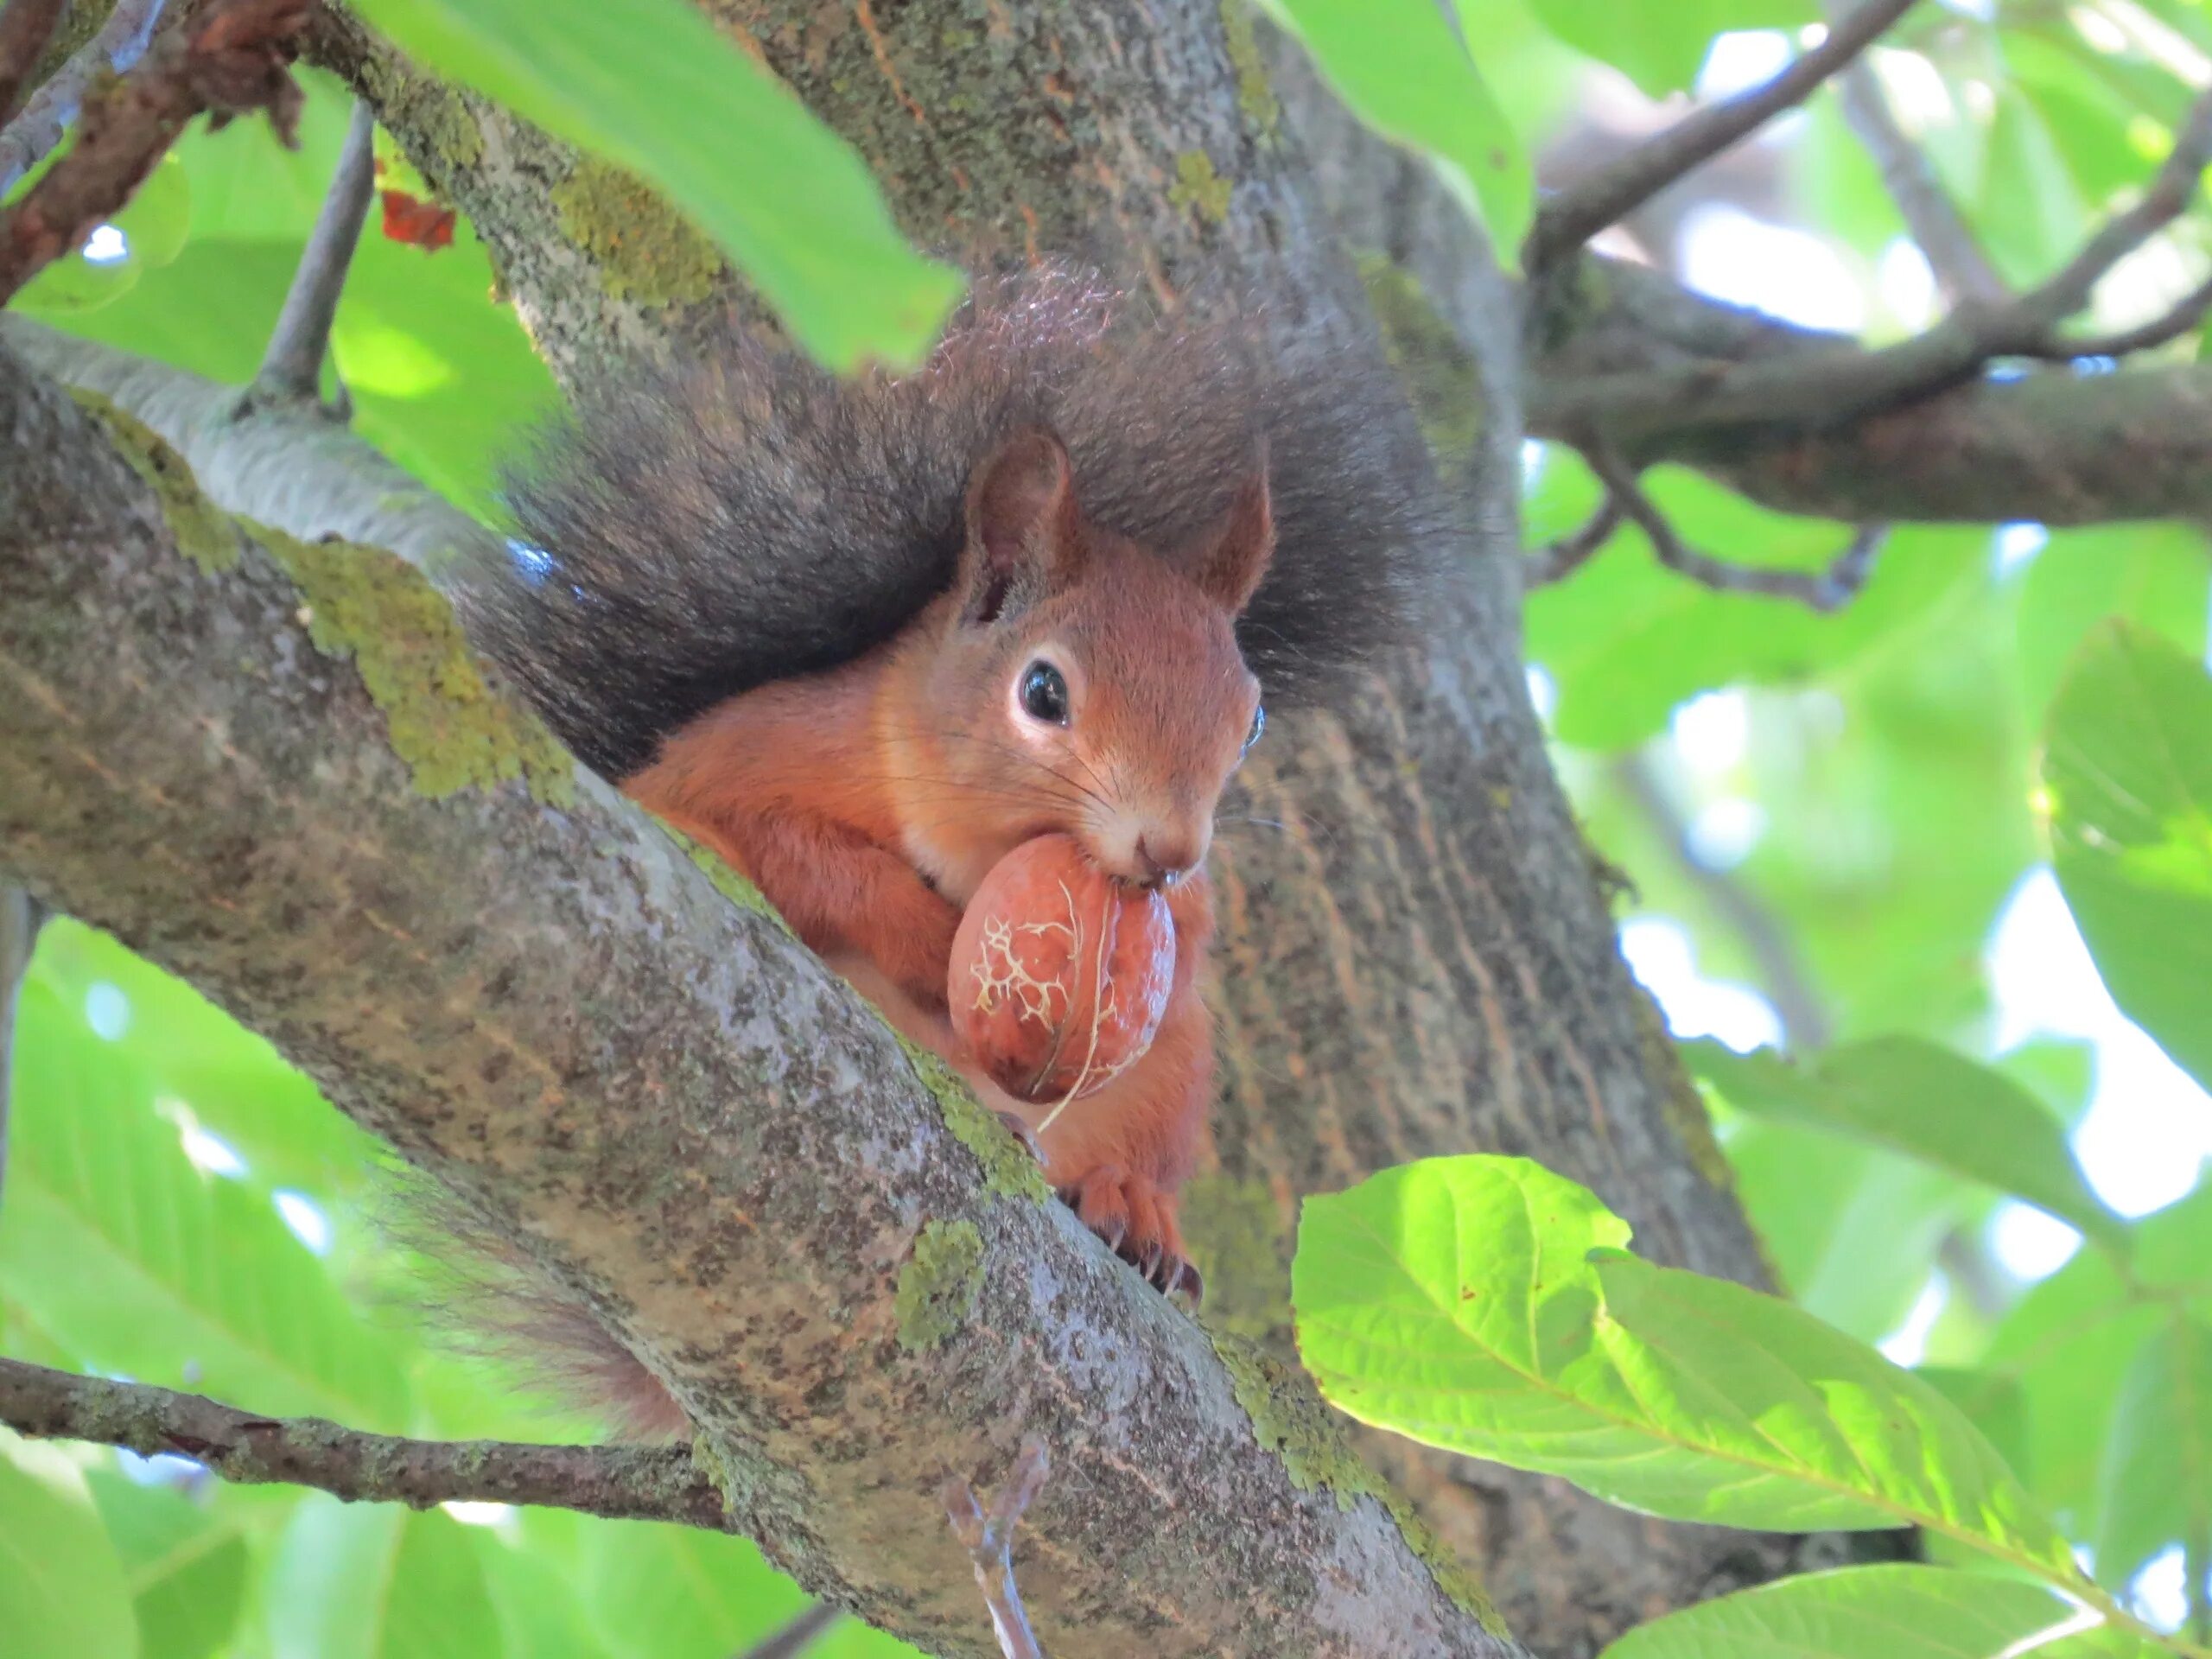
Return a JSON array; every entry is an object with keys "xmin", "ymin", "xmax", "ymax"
[
  {"xmin": 455, "ymin": 265, "xmax": 1447, "ymax": 1428},
  {"xmin": 625, "ymin": 427, "xmax": 1272, "ymax": 1299}
]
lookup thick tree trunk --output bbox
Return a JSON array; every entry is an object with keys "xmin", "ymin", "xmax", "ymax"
[{"xmin": 308, "ymin": 4, "xmax": 1810, "ymax": 1651}]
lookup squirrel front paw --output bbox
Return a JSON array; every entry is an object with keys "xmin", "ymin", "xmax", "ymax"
[{"xmin": 1058, "ymin": 1165, "xmax": 1203, "ymax": 1305}]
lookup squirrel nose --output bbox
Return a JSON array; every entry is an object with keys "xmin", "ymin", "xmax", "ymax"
[{"xmin": 1135, "ymin": 833, "xmax": 1201, "ymax": 889}]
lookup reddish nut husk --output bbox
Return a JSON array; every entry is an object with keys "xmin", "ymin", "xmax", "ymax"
[{"xmin": 949, "ymin": 834, "xmax": 1175, "ymax": 1105}]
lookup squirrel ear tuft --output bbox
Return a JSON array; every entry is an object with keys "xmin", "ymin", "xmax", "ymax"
[
  {"xmin": 960, "ymin": 428, "xmax": 1083, "ymax": 624},
  {"xmin": 1188, "ymin": 451, "xmax": 1274, "ymax": 616}
]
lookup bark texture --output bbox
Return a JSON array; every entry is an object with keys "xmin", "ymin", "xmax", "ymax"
[{"xmin": 0, "ymin": 347, "xmax": 1525, "ymax": 1659}]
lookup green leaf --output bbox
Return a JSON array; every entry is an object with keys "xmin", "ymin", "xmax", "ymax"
[
  {"xmin": 267, "ymin": 1498, "xmax": 502, "ymax": 1659},
  {"xmin": 1686, "ymin": 1037, "xmax": 2129, "ymax": 1258},
  {"xmin": 2015, "ymin": 526, "xmax": 2210, "ymax": 726},
  {"xmin": 348, "ymin": 0, "xmax": 959, "ymax": 371},
  {"xmin": 1969, "ymin": 86, "xmax": 2089, "ymax": 290},
  {"xmin": 1596, "ymin": 1563, "xmax": 2076, "ymax": 1659},
  {"xmin": 2091, "ymin": 1316, "xmax": 2212, "ymax": 1593},
  {"xmin": 476, "ymin": 1533, "xmax": 613, "ymax": 1659},
  {"xmin": 0, "ymin": 981, "xmax": 412, "ymax": 1427},
  {"xmin": 1721, "ymin": 1122, "xmax": 1961, "ymax": 1343},
  {"xmin": 581, "ymin": 1522, "xmax": 818, "ymax": 1659},
  {"xmin": 14, "ymin": 236, "xmax": 142, "ymax": 315},
  {"xmin": 577, "ymin": 1516, "xmax": 921, "ymax": 1657},
  {"xmin": 0, "ymin": 1438, "xmax": 141, "ymax": 1659},
  {"xmin": 1916, "ymin": 1369, "xmax": 2034, "ymax": 1491},
  {"xmin": 1260, "ymin": 0, "xmax": 1534, "ymax": 264},
  {"xmin": 1983, "ymin": 1243, "xmax": 2155, "ymax": 1536},
  {"xmin": 113, "ymin": 155, "xmax": 193, "ymax": 270},
  {"xmin": 85, "ymin": 1470, "xmax": 249, "ymax": 1659},
  {"xmin": 2044, "ymin": 620, "xmax": 2212, "ymax": 1098},
  {"xmin": 1521, "ymin": 0, "xmax": 1813, "ymax": 99},
  {"xmin": 29, "ymin": 918, "xmax": 381, "ymax": 1200},
  {"xmin": 1294, "ymin": 1156, "xmax": 2073, "ymax": 1571}
]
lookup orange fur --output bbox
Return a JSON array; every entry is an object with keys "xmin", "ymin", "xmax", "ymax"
[{"xmin": 624, "ymin": 429, "xmax": 1271, "ymax": 1300}]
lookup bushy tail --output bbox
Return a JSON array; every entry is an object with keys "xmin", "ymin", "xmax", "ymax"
[
  {"xmin": 372, "ymin": 1170, "xmax": 690, "ymax": 1442},
  {"xmin": 459, "ymin": 264, "xmax": 1459, "ymax": 781}
]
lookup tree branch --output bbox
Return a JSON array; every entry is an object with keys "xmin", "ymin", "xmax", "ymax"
[
  {"xmin": 1524, "ymin": 496, "xmax": 1623, "ymax": 587},
  {"xmin": 2017, "ymin": 269, "xmax": 2212, "ymax": 362},
  {"xmin": 0, "ymin": 0, "xmax": 67, "ymax": 130},
  {"xmin": 0, "ymin": 1357, "xmax": 739, "ymax": 1527},
  {"xmin": 1589, "ymin": 445, "xmax": 1884, "ymax": 610},
  {"xmin": 0, "ymin": 341, "xmax": 1523, "ymax": 1659},
  {"xmin": 736, "ymin": 1606, "xmax": 844, "ymax": 1659},
  {"xmin": 0, "ymin": 0, "xmax": 307, "ymax": 303},
  {"xmin": 1, "ymin": 314, "xmax": 497, "ymax": 565},
  {"xmin": 0, "ymin": 883, "xmax": 44, "ymax": 1210},
  {"xmin": 1526, "ymin": 0, "xmax": 1919, "ymax": 269},
  {"xmin": 944, "ymin": 1438, "xmax": 1050, "ymax": 1659},
  {"xmin": 1831, "ymin": 52, "xmax": 2005, "ymax": 305},
  {"xmin": 246, "ymin": 94, "xmax": 374, "ymax": 407},
  {"xmin": 0, "ymin": 0, "xmax": 164, "ymax": 193},
  {"xmin": 1533, "ymin": 89, "xmax": 2212, "ymax": 454}
]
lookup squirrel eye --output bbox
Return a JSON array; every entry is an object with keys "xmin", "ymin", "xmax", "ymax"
[
  {"xmin": 1019, "ymin": 660, "xmax": 1070, "ymax": 726},
  {"xmin": 1244, "ymin": 703, "xmax": 1266, "ymax": 753}
]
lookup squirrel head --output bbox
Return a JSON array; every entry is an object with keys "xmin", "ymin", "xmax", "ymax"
[{"xmin": 895, "ymin": 427, "xmax": 1273, "ymax": 893}]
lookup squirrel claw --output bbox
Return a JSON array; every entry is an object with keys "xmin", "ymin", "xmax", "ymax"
[
  {"xmin": 1058, "ymin": 1166, "xmax": 1196, "ymax": 1309},
  {"xmin": 992, "ymin": 1109, "xmax": 1043, "ymax": 1162}
]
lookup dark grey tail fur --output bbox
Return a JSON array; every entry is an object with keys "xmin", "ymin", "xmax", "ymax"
[{"xmin": 461, "ymin": 264, "xmax": 1459, "ymax": 781}]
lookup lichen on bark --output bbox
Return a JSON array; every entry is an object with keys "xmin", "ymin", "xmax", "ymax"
[
  {"xmin": 550, "ymin": 159, "xmax": 726, "ymax": 309},
  {"xmin": 893, "ymin": 1218, "xmax": 987, "ymax": 1351},
  {"xmin": 249, "ymin": 520, "xmax": 575, "ymax": 805}
]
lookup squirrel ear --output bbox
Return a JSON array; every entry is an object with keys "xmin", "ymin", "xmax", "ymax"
[
  {"xmin": 1188, "ymin": 453, "xmax": 1274, "ymax": 615},
  {"xmin": 960, "ymin": 429, "xmax": 1083, "ymax": 624}
]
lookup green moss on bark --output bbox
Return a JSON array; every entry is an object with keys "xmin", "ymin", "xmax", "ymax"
[
  {"xmin": 71, "ymin": 391, "xmax": 240, "ymax": 575},
  {"xmin": 1219, "ymin": 0, "xmax": 1280, "ymax": 138},
  {"xmin": 661, "ymin": 827, "xmax": 791, "ymax": 931},
  {"xmin": 356, "ymin": 48, "xmax": 484, "ymax": 177},
  {"xmin": 896, "ymin": 1034, "xmax": 1051, "ymax": 1202},
  {"xmin": 1357, "ymin": 255, "xmax": 1484, "ymax": 475},
  {"xmin": 248, "ymin": 522, "xmax": 575, "ymax": 805},
  {"xmin": 893, "ymin": 1218, "xmax": 986, "ymax": 1351},
  {"xmin": 1210, "ymin": 1331, "xmax": 1509, "ymax": 1633},
  {"xmin": 550, "ymin": 160, "xmax": 725, "ymax": 308},
  {"xmin": 1169, "ymin": 150, "xmax": 1232, "ymax": 224}
]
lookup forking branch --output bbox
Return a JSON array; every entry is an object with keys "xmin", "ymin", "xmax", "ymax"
[
  {"xmin": 245, "ymin": 95, "xmax": 376, "ymax": 409},
  {"xmin": 1525, "ymin": 0, "xmax": 1919, "ymax": 270},
  {"xmin": 1585, "ymin": 443, "xmax": 1885, "ymax": 612},
  {"xmin": 0, "ymin": 0, "xmax": 307, "ymax": 304}
]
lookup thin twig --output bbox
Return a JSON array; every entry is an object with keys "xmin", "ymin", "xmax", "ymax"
[
  {"xmin": 734, "ymin": 1605, "xmax": 843, "ymax": 1659},
  {"xmin": 0, "ymin": 0, "xmax": 67, "ymax": 128},
  {"xmin": 1609, "ymin": 754, "xmax": 1832, "ymax": 1050},
  {"xmin": 1527, "ymin": 0, "xmax": 1919, "ymax": 268},
  {"xmin": 1532, "ymin": 88, "xmax": 2212, "ymax": 450},
  {"xmin": 943, "ymin": 1437, "xmax": 1050, "ymax": 1659},
  {"xmin": 1987, "ymin": 92, "xmax": 2212, "ymax": 348},
  {"xmin": 1833, "ymin": 54, "xmax": 2005, "ymax": 304},
  {"xmin": 0, "ymin": 1357, "xmax": 744, "ymax": 1529},
  {"xmin": 1525, "ymin": 495, "xmax": 1624, "ymax": 586},
  {"xmin": 0, "ymin": 0, "xmax": 165, "ymax": 194},
  {"xmin": 1591, "ymin": 444, "xmax": 1885, "ymax": 611},
  {"xmin": 246, "ymin": 96, "xmax": 373, "ymax": 407},
  {"xmin": 0, "ymin": 0, "xmax": 305, "ymax": 305},
  {"xmin": 0, "ymin": 887, "xmax": 46, "ymax": 1212},
  {"xmin": 2016, "ymin": 268, "xmax": 2212, "ymax": 361}
]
